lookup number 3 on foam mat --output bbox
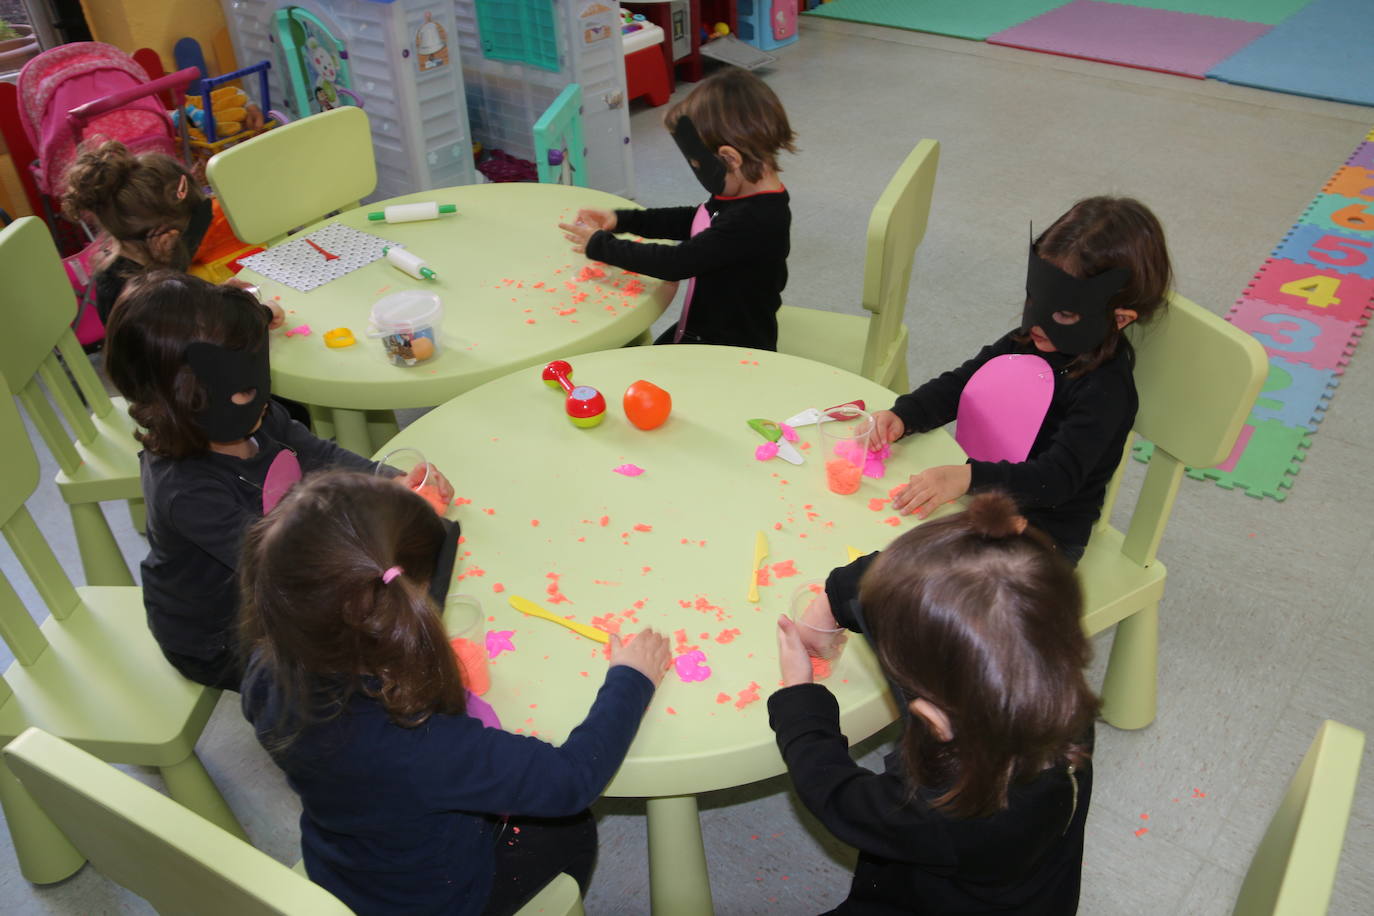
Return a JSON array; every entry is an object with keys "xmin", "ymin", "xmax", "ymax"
[
  {"xmin": 1278, "ymin": 274, "xmax": 1342, "ymax": 308},
  {"xmin": 1308, "ymin": 235, "xmax": 1372, "ymax": 268},
  {"xmin": 1252, "ymin": 313, "xmax": 1321, "ymax": 353}
]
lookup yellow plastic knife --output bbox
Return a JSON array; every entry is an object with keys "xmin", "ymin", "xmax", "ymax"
[
  {"xmin": 748, "ymin": 530, "xmax": 768, "ymax": 603},
  {"xmin": 508, "ymin": 595, "xmax": 609, "ymax": 644}
]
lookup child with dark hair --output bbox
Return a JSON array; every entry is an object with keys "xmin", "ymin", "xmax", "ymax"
[
  {"xmin": 240, "ymin": 470, "xmax": 671, "ymax": 915},
  {"xmin": 872, "ymin": 196, "xmax": 1173, "ymax": 561},
  {"xmin": 103, "ymin": 271, "xmax": 452, "ymax": 689},
  {"xmin": 61, "ymin": 139, "xmax": 263, "ymax": 324},
  {"xmin": 771, "ymin": 492, "xmax": 1098, "ymax": 914},
  {"xmin": 559, "ymin": 66, "xmax": 797, "ymax": 349}
]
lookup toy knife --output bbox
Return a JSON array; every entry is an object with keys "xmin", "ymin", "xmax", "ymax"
[
  {"xmin": 747, "ymin": 418, "xmax": 804, "ymax": 465},
  {"xmin": 783, "ymin": 400, "xmax": 867, "ymax": 428},
  {"xmin": 508, "ymin": 595, "xmax": 610, "ymax": 644},
  {"xmin": 748, "ymin": 530, "xmax": 768, "ymax": 603}
]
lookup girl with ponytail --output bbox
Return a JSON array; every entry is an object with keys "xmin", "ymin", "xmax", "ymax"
[{"xmin": 770, "ymin": 492, "xmax": 1098, "ymax": 914}]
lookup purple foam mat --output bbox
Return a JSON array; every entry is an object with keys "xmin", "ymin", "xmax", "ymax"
[{"xmin": 988, "ymin": 0, "xmax": 1271, "ymax": 79}]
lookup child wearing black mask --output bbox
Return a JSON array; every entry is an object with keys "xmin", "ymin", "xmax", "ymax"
[
  {"xmin": 870, "ymin": 197, "xmax": 1174, "ymax": 562},
  {"xmin": 103, "ymin": 271, "xmax": 455, "ymax": 689},
  {"xmin": 559, "ymin": 67, "xmax": 797, "ymax": 350}
]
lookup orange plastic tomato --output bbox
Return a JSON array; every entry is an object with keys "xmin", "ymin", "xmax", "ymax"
[{"xmin": 623, "ymin": 379, "xmax": 672, "ymax": 430}]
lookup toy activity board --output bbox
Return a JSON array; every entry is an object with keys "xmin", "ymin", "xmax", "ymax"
[
  {"xmin": 533, "ymin": 83, "xmax": 587, "ymax": 187},
  {"xmin": 238, "ymin": 221, "xmax": 395, "ymax": 292},
  {"xmin": 220, "ymin": 0, "xmax": 478, "ymax": 199},
  {"xmin": 1135, "ymin": 126, "xmax": 1374, "ymax": 500},
  {"xmin": 454, "ymin": 0, "xmax": 635, "ymax": 198}
]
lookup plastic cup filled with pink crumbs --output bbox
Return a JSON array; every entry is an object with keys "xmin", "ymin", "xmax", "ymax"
[
  {"xmin": 376, "ymin": 446, "xmax": 447, "ymax": 515},
  {"xmin": 820, "ymin": 405, "xmax": 875, "ymax": 495},
  {"xmin": 444, "ymin": 593, "xmax": 490, "ymax": 695}
]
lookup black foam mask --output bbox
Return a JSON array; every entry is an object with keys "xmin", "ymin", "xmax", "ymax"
[
  {"xmin": 670, "ymin": 116, "xmax": 727, "ymax": 196},
  {"xmin": 185, "ymin": 341, "xmax": 271, "ymax": 442},
  {"xmin": 1022, "ymin": 245, "xmax": 1130, "ymax": 355}
]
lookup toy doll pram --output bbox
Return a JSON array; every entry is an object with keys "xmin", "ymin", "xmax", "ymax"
[{"xmin": 16, "ymin": 42, "xmax": 199, "ymax": 222}]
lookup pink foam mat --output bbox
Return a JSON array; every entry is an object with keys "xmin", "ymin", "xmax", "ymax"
[{"xmin": 988, "ymin": 0, "xmax": 1271, "ymax": 79}]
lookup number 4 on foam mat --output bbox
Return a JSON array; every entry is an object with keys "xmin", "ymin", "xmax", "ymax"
[{"xmin": 1245, "ymin": 258, "xmax": 1374, "ymax": 323}]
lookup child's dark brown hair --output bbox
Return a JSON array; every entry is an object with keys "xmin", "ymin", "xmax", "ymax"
[
  {"xmin": 239, "ymin": 470, "xmax": 465, "ymax": 751},
  {"xmin": 103, "ymin": 270, "xmax": 268, "ymax": 458},
  {"xmin": 61, "ymin": 140, "xmax": 204, "ymax": 269},
  {"xmin": 1028, "ymin": 195, "xmax": 1173, "ymax": 377},
  {"xmin": 859, "ymin": 492, "xmax": 1098, "ymax": 818},
  {"xmin": 665, "ymin": 67, "xmax": 797, "ymax": 183}
]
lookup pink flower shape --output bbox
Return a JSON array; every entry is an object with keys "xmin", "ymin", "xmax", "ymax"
[{"xmin": 486, "ymin": 630, "xmax": 516, "ymax": 658}]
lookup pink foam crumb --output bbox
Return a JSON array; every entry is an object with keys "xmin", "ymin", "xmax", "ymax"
[
  {"xmin": 810, "ymin": 657, "xmax": 832, "ymax": 680},
  {"xmin": 754, "ymin": 442, "xmax": 779, "ymax": 461},
  {"xmin": 492, "ymin": 583, "xmax": 505, "ymax": 593},
  {"xmin": 715, "ymin": 628, "xmax": 741, "ymax": 644},
  {"xmin": 883, "ymin": 516, "xmax": 901, "ymax": 527},
  {"xmin": 735, "ymin": 682, "xmax": 762, "ymax": 710},
  {"xmin": 771, "ymin": 560, "xmax": 798, "ymax": 578},
  {"xmin": 633, "ymin": 523, "xmax": 653, "ymax": 532},
  {"xmin": 454, "ymin": 496, "xmax": 472, "ymax": 506},
  {"xmin": 599, "ymin": 515, "xmax": 610, "ymax": 527},
  {"xmin": 613, "ymin": 464, "xmax": 645, "ymax": 476},
  {"xmin": 868, "ymin": 498, "xmax": 888, "ymax": 512},
  {"xmin": 715, "ymin": 692, "xmax": 731, "ymax": 704}
]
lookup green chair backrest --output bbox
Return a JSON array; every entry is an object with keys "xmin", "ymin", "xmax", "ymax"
[
  {"xmin": 4, "ymin": 727, "xmax": 355, "ymax": 915},
  {"xmin": 1233, "ymin": 720, "xmax": 1365, "ymax": 916},
  {"xmin": 206, "ymin": 105, "xmax": 377, "ymax": 246},
  {"xmin": 859, "ymin": 139, "xmax": 939, "ymax": 382},
  {"xmin": 0, "ymin": 386, "xmax": 83, "ymax": 680},
  {"xmin": 0, "ymin": 217, "xmax": 121, "ymax": 478},
  {"xmin": 1098, "ymin": 292, "xmax": 1268, "ymax": 565}
]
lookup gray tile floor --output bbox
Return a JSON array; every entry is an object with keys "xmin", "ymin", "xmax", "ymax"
[{"xmin": 3, "ymin": 17, "xmax": 1372, "ymax": 915}]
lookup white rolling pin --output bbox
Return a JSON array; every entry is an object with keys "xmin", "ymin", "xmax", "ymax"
[
  {"xmin": 367, "ymin": 202, "xmax": 456, "ymax": 223},
  {"xmin": 382, "ymin": 246, "xmax": 438, "ymax": 280}
]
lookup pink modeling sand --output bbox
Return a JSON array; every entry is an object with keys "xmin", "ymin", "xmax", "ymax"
[
  {"xmin": 826, "ymin": 459, "xmax": 862, "ymax": 495},
  {"xmin": 674, "ymin": 650, "xmax": 712, "ymax": 683},
  {"xmin": 450, "ymin": 637, "xmax": 490, "ymax": 694}
]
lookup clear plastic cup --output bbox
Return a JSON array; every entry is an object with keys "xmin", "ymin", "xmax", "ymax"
[
  {"xmin": 820, "ymin": 405, "xmax": 875, "ymax": 495},
  {"xmin": 444, "ymin": 593, "xmax": 490, "ymax": 695},
  {"xmin": 789, "ymin": 580, "xmax": 847, "ymax": 660},
  {"xmin": 376, "ymin": 447, "xmax": 446, "ymax": 515}
]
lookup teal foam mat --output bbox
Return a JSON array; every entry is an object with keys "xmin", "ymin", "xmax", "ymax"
[{"xmin": 803, "ymin": 0, "xmax": 1071, "ymax": 41}]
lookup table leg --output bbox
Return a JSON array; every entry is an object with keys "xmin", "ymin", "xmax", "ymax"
[
  {"xmin": 365, "ymin": 409, "xmax": 401, "ymax": 454},
  {"xmin": 331, "ymin": 407, "xmax": 373, "ymax": 456},
  {"xmin": 646, "ymin": 794, "xmax": 713, "ymax": 915}
]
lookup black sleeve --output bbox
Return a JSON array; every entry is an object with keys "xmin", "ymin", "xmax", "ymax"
[
  {"xmin": 268, "ymin": 403, "xmax": 381, "ymax": 474},
  {"xmin": 167, "ymin": 480, "xmax": 257, "ymax": 571},
  {"xmin": 94, "ymin": 268, "xmax": 129, "ymax": 324},
  {"xmin": 586, "ymin": 206, "xmax": 776, "ymax": 282},
  {"xmin": 769, "ymin": 684, "xmax": 953, "ymax": 864},
  {"xmin": 889, "ymin": 334, "xmax": 1019, "ymax": 436},
  {"xmin": 612, "ymin": 206, "xmax": 699, "ymax": 241},
  {"xmin": 967, "ymin": 367, "xmax": 1134, "ymax": 508},
  {"xmin": 824, "ymin": 552, "xmax": 880, "ymax": 632}
]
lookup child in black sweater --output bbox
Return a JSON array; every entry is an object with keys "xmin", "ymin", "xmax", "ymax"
[
  {"xmin": 871, "ymin": 196, "xmax": 1173, "ymax": 561},
  {"xmin": 240, "ymin": 471, "xmax": 671, "ymax": 915},
  {"xmin": 559, "ymin": 67, "xmax": 796, "ymax": 349},
  {"xmin": 771, "ymin": 493, "xmax": 1099, "ymax": 914}
]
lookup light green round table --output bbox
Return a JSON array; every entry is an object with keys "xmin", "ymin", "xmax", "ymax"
[
  {"xmin": 240, "ymin": 183, "xmax": 673, "ymax": 455},
  {"xmin": 378, "ymin": 345, "xmax": 967, "ymax": 915}
]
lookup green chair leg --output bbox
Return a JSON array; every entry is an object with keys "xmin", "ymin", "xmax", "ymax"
[
  {"xmin": 1099, "ymin": 602, "xmax": 1158, "ymax": 730},
  {"xmin": 160, "ymin": 752, "xmax": 248, "ymax": 842},
  {"xmin": 307, "ymin": 403, "xmax": 336, "ymax": 442},
  {"xmin": 68, "ymin": 502, "xmax": 134, "ymax": 587},
  {"xmin": 330, "ymin": 408, "xmax": 372, "ymax": 456},
  {"xmin": 889, "ymin": 359, "xmax": 909, "ymax": 394},
  {"xmin": 126, "ymin": 497, "xmax": 146, "ymax": 536},
  {"xmin": 646, "ymin": 795, "xmax": 713, "ymax": 916},
  {"xmin": 0, "ymin": 757, "xmax": 85, "ymax": 884},
  {"xmin": 366, "ymin": 410, "xmax": 401, "ymax": 455}
]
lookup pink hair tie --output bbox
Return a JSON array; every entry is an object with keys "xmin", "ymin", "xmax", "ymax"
[{"xmin": 381, "ymin": 566, "xmax": 403, "ymax": 584}]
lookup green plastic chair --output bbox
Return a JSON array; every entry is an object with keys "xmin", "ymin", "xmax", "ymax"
[
  {"xmin": 0, "ymin": 389, "xmax": 244, "ymax": 885},
  {"xmin": 1233, "ymin": 720, "xmax": 1364, "ymax": 915},
  {"xmin": 4, "ymin": 726, "xmax": 586, "ymax": 915},
  {"xmin": 1082, "ymin": 292, "xmax": 1267, "ymax": 729},
  {"xmin": 776, "ymin": 139, "xmax": 939, "ymax": 392},
  {"xmin": 206, "ymin": 105, "xmax": 377, "ymax": 247},
  {"xmin": 0, "ymin": 216, "xmax": 142, "ymax": 587},
  {"xmin": 207, "ymin": 105, "xmax": 393, "ymax": 447}
]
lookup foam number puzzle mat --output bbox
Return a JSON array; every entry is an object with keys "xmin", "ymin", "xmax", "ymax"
[
  {"xmin": 802, "ymin": 0, "xmax": 1070, "ymax": 41},
  {"xmin": 1134, "ymin": 127, "xmax": 1374, "ymax": 501},
  {"xmin": 238, "ymin": 222, "xmax": 395, "ymax": 292}
]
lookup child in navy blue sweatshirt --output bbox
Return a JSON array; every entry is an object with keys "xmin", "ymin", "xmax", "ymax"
[{"xmin": 239, "ymin": 471, "xmax": 670, "ymax": 915}]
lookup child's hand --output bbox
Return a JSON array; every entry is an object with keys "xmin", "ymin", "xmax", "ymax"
[
  {"xmin": 610, "ymin": 627, "xmax": 672, "ymax": 687},
  {"xmin": 575, "ymin": 208, "xmax": 617, "ymax": 232},
  {"xmin": 795, "ymin": 591, "xmax": 847, "ymax": 660},
  {"xmin": 868, "ymin": 409, "xmax": 905, "ymax": 451},
  {"xmin": 403, "ymin": 463, "xmax": 454, "ymax": 505},
  {"xmin": 776, "ymin": 616, "xmax": 814, "ymax": 687},
  {"xmin": 265, "ymin": 301, "xmax": 285, "ymax": 329},
  {"xmin": 892, "ymin": 464, "xmax": 972, "ymax": 518},
  {"xmin": 557, "ymin": 219, "xmax": 598, "ymax": 254}
]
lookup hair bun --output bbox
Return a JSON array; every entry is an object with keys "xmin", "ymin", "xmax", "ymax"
[
  {"xmin": 61, "ymin": 140, "xmax": 136, "ymax": 217},
  {"xmin": 965, "ymin": 491, "xmax": 1026, "ymax": 539}
]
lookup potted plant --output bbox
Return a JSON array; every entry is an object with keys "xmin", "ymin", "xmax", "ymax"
[{"xmin": 0, "ymin": 20, "xmax": 40, "ymax": 72}]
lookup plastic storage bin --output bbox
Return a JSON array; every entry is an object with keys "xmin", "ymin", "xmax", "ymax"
[{"xmin": 737, "ymin": 0, "xmax": 798, "ymax": 52}]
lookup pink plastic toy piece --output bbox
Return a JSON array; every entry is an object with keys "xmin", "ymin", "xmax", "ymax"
[
  {"xmin": 486, "ymin": 630, "xmax": 516, "ymax": 658},
  {"xmin": 284, "ymin": 323, "xmax": 312, "ymax": 337},
  {"xmin": 674, "ymin": 649, "xmax": 712, "ymax": 682},
  {"xmin": 755, "ymin": 442, "xmax": 780, "ymax": 461},
  {"xmin": 779, "ymin": 423, "xmax": 798, "ymax": 442},
  {"xmin": 613, "ymin": 464, "xmax": 646, "ymax": 476}
]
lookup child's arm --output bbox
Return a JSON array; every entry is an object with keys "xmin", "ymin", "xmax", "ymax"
[
  {"xmin": 884, "ymin": 334, "xmax": 1019, "ymax": 441},
  {"xmin": 580, "ymin": 205, "xmax": 780, "ymax": 282},
  {"xmin": 612, "ymin": 206, "xmax": 699, "ymax": 242},
  {"xmin": 416, "ymin": 629, "xmax": 670, "ymax": 817},
  {"xmin": 768, "ymin": 684, "xmax": 951, "ymax": 863},
  {"xmin": 272, "ymin": 403, "xmax": 390, "ymax": 475}
]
